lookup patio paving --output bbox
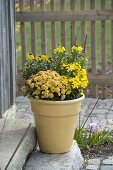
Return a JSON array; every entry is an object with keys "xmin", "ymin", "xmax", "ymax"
[
  {"xmin": 12, "ymin": 96, "xmax": 113, "ymax": 169},
  {"xmin": 15, "ymin": 96, "xmax": 113, "ymax": 131}
]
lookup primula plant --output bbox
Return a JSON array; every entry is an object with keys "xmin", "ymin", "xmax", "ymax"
[{"xmin": 22, "ymin": 45, "xmax": 88, "ymax": 100}]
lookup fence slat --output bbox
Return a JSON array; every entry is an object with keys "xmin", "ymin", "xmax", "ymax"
[
  {"xmin": 61, "ymin": 0, "xmax": 66, "ymax": 47},
  {"xmin": 90, "ymin": 0, "xmax": 97, "ymax": 98},
  {"xmin": 50, "ymin": 0, "xmax": 55, "ymax": 52},
  {"xmin": 29, "ymin": 0, "xmax": 36, "ymax": 56},
  {"xmin": 16, "ymin": 10, "xmax": 113, "ymax": 22},
  {"xmin": 88, "ymin": 74, "xmax": 113, "ymax": 85},
  {"xmin": 112, "ymin": 0, "xmax": 113, "ymax": 97},
  {"xmin": 101, "ymin": 1, "xmax": 106, "ymax": 73},
  {"xmin": 40, "ymin": 0, "xmax": 46, "ymax": 54},
  {"xmin": 19, "ymin": 0, "xmax": 26, "ymax": 66},
  {"xmin": 80, "ymin": 0, "xmax": 85, "ymax": 46},
  {"xmin": 101, "ymin": 0, "xmax": 107, "ymax": 98},
  {"xmin": 70, "ymin": 0, "xmax": 76, "ymax": 46},
  {"xmin": 80, "ymin": 0, "xmax": 88, "ymax": 96}
]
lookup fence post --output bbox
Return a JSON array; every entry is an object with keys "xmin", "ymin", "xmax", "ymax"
[{"xmin": 0, "ymin": 0, "xmax": 16, "ymax": 117}]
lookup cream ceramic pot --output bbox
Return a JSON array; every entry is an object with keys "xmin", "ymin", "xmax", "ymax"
[{"xmin": 31, "ymin": 94, "xmax": 85, "ymax": 153}]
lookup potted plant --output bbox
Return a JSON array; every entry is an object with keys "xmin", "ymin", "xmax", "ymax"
[{"xmin": 22, "ymin": 45, "xmax": 88, "ymax": 153}]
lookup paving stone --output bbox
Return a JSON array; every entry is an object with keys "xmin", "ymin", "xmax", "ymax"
[
  {"xmin": 16, "ymin": 108, "xmax": 27, "ymax": 112},
  {"xmin": 20, "ymin": 104, "xmax": 30, "ymax": 109},
  {"xmin": 81, "ymin": 98, "xmax": 95, "ymax": 107},
  {"xmin": 90, "ymin": 117, "xmax": 100, "ymax": 123},
  {"xmin": 107, "ymin": 119, "xmax": 113, "ymax": 125},
  {"xmin": 108, "ymin": 156, "xmax": 113, "ymax": 159},
  {"xmin": 105, "ymin": 125, "xmax": 113, "ymax": 130},
  {"xmin": 103, "ymin": 158, "xmax": 113, "ymax": 165},
  {"xmin": 86, "ymin": 165, "xmax": 99, "ymax": 170},
  {"xmin": 88, "ymin": 158, "xmax": 100, "ymax": 165},
  {"xmin": 93, "ymin": 109, "xmax": 108, "ymax": 115},
  {"xmin": 107, "ymin": 111, "xmax": 113, "ymax": 119},
  {"xmin": 96, "ymin": 99, "xmax": 113, "ymax": 108},
  {"xmin": 100, "ymin": 165, "xmax": 113, "ymax": 170},
  {"xmin": 111, "ymin": 106, "xmax": 113, "ymax": 111}
]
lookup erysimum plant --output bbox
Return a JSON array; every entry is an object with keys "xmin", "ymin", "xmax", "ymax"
[{"xmin": 22, "ymin": 45, "xmax": 88, "ymax": 100}]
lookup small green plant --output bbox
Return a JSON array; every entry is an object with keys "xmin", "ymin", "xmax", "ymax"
[{"xmin": 74, "ymin": 123, "xmax": 113, "ymax": 150}]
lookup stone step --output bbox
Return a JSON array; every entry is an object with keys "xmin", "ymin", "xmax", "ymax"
[
  {"xmin": 24, "ymin": 142, "xmax": 84, "ymax": 170},
  {"xmin": 0, "ymin": 119, "xmax": 36, "ymax": 170}
]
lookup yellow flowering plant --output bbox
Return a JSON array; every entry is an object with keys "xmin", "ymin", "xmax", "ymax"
[{"xmin": 22, "ymin": 45, "xmax": 88, "ymax": 100}]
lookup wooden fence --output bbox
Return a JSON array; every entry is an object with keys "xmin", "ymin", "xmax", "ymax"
[
  {"xmin": 0, "ymin": 0, "xmax": 16, "ymax": 117},
  {"xmin": 16, "ymin": 0, "xmax": 113, "ymax": 99}
]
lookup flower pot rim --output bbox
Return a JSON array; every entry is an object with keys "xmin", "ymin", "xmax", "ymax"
[{"xmin": 31, "ymin": 94, "xmax": 85, "ymax": 105}]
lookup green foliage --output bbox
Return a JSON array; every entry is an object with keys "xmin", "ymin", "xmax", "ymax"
[
  {"xmin": 22, "ymin": 55, "xmax": 50, "ymax": 80},
  {"xmin": 74, "ymin": 127, "xmax": 113, "ymax": 150}
]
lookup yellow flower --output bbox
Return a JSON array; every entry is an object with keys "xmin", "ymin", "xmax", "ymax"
[
  {"xmin": 62, "ymin": 63, "xmax": 67, "ymax": 68},
  {"xmin": 61, "ymin": 88, "xmax": 66, "ymax": 95},
  {"xmin": 77, "ymin": 69, "xmax": 87, "ymax": 77},
  {"xmin": 42, "ymin": 90, "xmax": 49, "ymax": 98},
  {"xmin": 36, "ymin": 55, "xmax": 49, "ymax": 62},
  {"xmin": 54, "ymin": 46, "xmax": 66, "ymax": 54},
  {"xmin": 67, "ymin": 63, "xmax": 76, "ymax": 72},
  {"xmin": 41, "ymin": 84, "xmax": 48, "ymax": 90},
  {"xmin": 72, "ymin": 45, "xmax": 83, "ymax": 52},
  {"xmin": 26, "ymin": 53, "xmax": 34, "ymax": 61},
  {"xmin": 41, "ymin": 55, "xmax": 49, "ymax": 61},
  {"xmin": 80, "ymin": 76, "xmax": 89, "ymax": 88},
  {"xmin": 34, "ymin": 77, "xmax": 39, "ymax": 82},
  {"xmin": 69, "ymin": 76, "xmax": 80, "ymax": 89},
  {"xmin": 36, "ymin": 56, "xmax": 41, "ymax": 61},
  {"xmin": 34, "ymin": 90, "xmax": 41, "ymax": 95},
  {"xmin": 22, "ymin": 86, "xmax": 26, "ymax": 93},
  {"xmin": 26, "ymin": 79, "xmax": 32, "ymax": 85},
  {"xmin": 30, "ymin": 83, "xmax": 35, "ymax": 88},
  {"xmin": 78, "ymin": 46, "xmax": 83, "ymax": 52},
  {"xmin": 54, "ymin": 87, "xmax": 60, "ymax": 93},
  {"xmin": 49, "ymin": 93, "xmax": 54, "ymax": 98}
]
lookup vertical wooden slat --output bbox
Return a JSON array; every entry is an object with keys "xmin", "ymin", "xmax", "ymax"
[
  {"xmin": 8, "ymin": 0, "xmax": 16, "ymax": 104},
  {"xmin": 19, "ymin": 0, "xmax": 26, "ymax": 66},
  {"xmin": 40, "ymin": 0, "xmax": 46, "ymax": 54},
  {"xmin": 60, "ymin": 0, "xmax": 66, "ymax": 47},
  {"xmin": 80, "ymin": 0, "xmax": 88, "ymax": 97},
  {"xmin": 90, "ymin": 0, "xmax": 97, "ymax": 98},
  {"xmin": 29, "ymin": 0, "xmax": 36, "ymax": 56},
  {"xmin": 80, "ymin": 0, "xmax": 85, "ymax": 47},
  {"xmin": 111, "ymin": 0, "xmax": 113, "ymax": 97},
  {"xmin": 70, "ymin": 0, "xmax": 76, "ymax": 46},
  {"xmin": 101, "ymin": 0, "xmax": 107, "ymax": 98},
  {"xmin": 50, "ymin": 0, "xmax": 55, "ymax": 52}
]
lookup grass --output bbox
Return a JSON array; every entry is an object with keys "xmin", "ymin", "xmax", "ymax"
[{"xmin": 16, "ymin": 0, "xmax": 112, "ymax": 69}]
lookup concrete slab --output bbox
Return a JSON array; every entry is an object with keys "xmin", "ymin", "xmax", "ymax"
[
  {"xmin": 0, "ymin": 119, "xmax": 36, "ymax": 170},
  {"xmin": 24, "ymin": 142, "xmax": 84, "ymax": 170}
]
